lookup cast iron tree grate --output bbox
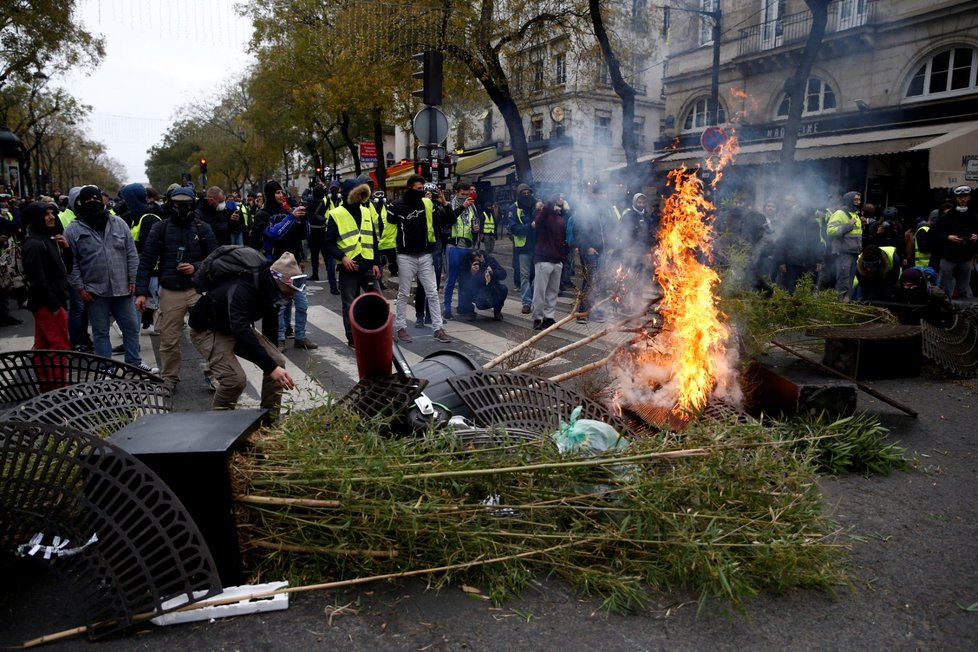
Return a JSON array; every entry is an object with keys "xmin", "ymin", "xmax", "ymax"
[
  {"xmin": 0, "ymin": 421, "xmax": 221, "ymax": 640},
  {"xmin": 0, "ymin": 350, "xmax": 162, "ymax": 411},
  {"xmin": 1, "ymin": 379, "xmax": 173, "ymax": 438},
  {"xmin": 447, "ymin": 370, "xmax": 639, "ymax": 439},
  {"xmin": 339, "ymin": 375, "xmax": 428, "ymax": 435},
  {"xmin": 921, "ymin": 308, "xmax": 978, "ymax": 378}
]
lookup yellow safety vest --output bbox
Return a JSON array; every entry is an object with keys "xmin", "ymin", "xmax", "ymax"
[
  {"xmin": 511, "ymin": 205, "xmax": 527, "ymax": 248},
  {"xmin": 130, "ymin": 212, "xmax": 152, "ymax": 241},
  {"xmin": 482, "ymin": 211, "xmax": 495, "ymax": 234},
  {"xmin": 59, "ymin": 208, "xmax": 76, "ymax": 229},
  {"xmin": 328, "ymin": 204, "xmax": 376, "ymax": 261},
  {"xmin": 913, "ymin": 225, "xmax": 930, "ymax": 267},
  {"xmin": 451, "ymin": 206, "xmax": 476, "ymax": 241},
  {"xmin": 376, "ymin": 202, "xmax": 397, "ymax": 249},
  {"xmin": 852, "ymin": 246, "xmax": 896, "ymax": 289},
  {"xmin": 240, "ymin": 204, "xmax": 253, "ymax": 228}
]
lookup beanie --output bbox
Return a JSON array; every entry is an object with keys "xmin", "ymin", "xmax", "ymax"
[
  {"xmin": 169, "ymin": 187, "xmax": 195, "ymax": 201},
  {"xmin": 66, "ymin": 186, "xmax": 82, "ymax": 212},
  {"xmin": 74, "ymin": 185, "xmax": 102, "ymax": 211},
  {"xmin": 270, "ymin": 252, "xmax": 304, "ymax": 290},
  {"xmin": 517, "ymin": 183, "xmax": 532, "ymax": 195},
  {"xmin": 355, "ymin": 173, "xmax": 373, "ymax": 187}
]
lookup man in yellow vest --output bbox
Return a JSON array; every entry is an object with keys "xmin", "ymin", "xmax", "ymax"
[
  {"xmin": 825, "ymin": 190, "xmax": 863, "ymax": 299},
  {"xmin": 511, "ymin": 183, "xmax": 537, "ymax": 313},
  {"xmin": 324, "ymin": 179, "xmax": 381, "ymax": 348},
  {"xmin": 481, "ymin": 205, "xmax": 497, "ymax": 254}
]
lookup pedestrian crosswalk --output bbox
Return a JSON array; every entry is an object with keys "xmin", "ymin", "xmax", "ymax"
[{"xmin": 0, "ymin": 280, "xmax": 635, "ymax": 414}]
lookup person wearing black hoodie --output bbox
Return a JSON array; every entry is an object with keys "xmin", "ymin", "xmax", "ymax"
[
  {"xmin": 306, "ymin": 184, "xmax": 328, "ymax": 282},
  {"xmin": 120, "ymin": 182, "xmax": 165, "ymax": 331},
  {"xmin": 21, "ymin": 201, "xmax": 73, "ymax": 388}
]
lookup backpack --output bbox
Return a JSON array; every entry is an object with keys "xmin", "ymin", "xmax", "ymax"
[
  {"xmin": 0, "ymin": 244, "xmax": 25, "ymax": 291},
  {"xmin": 192, "ymin": 245, "xmax": 267, "ymax": 294}
]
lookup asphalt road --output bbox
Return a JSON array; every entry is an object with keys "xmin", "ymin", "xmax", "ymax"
[{"xmin": 1, "ymin": 254, "xmax": 977, "ymax": 650}]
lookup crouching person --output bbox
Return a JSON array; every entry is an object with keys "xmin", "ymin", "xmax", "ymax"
[
  {"xmin": 188, "ymin": 250, "xmax": 299, "ymax": 422},
  {"xmin": 457, "ymin": 250, "xmax": 508, "ymax": 321}
]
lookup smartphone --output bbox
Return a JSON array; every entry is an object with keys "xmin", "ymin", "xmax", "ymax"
[
  {"xmin": 290, "ymin": 274, "xmax": 308, "ymax": 291},
  {"xmin": 176, "ymin": 246, "xmax": 185, "ymax": 264},
  {"xmin": 469, "ymin": 190, "xmax": 476, "ymax": 201}
]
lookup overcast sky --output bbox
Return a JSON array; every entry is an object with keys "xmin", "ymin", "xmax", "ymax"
[{"xmin": 62, "ymin": 0, "xmax": 255, "ymax": 184}]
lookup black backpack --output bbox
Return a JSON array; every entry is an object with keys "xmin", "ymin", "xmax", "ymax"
[{"xmin": 192, "ymin": 245, "xmax": 267, "ymax": 294}]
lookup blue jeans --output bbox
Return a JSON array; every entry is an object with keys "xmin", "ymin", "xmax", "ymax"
[
  {"xmin": 86, "ymin": 294, "xmax": 143, "ymax": 366},
  {"xmin": 278, "ymin": 288, "xmax": 308, "ymax": 340},
  {"xmin": 443, "ymin": 245, "xmax": 470, "ymax": 314},
  {"xmin": 518, "ymin": 252, "xmax": 534, "ymax": 306},
  {"xmin": 68, "ymin": 289, "xmax": 90, "ymax": 347}
]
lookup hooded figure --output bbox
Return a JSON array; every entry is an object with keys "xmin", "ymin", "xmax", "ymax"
[
  {"xmin": 21, "ymin": 202, "xmax": 72, "ymax": 315},
  {"xmin": 121, "ymin": 182, "xmax": 163, "ymax": 253},
  {"xmin": 251, "ymin": 180, "xmax": 285, "ymax": 250},
  {"xmin": 74, "ymin": 185, "xmax": 109, "ymax": 231}
]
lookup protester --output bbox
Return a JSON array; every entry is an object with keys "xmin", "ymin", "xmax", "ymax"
[
  {"xmin": 188, "ymin": 251, "xmax": 297, "ymax": 421},
  {"xmin": 931, "ymin": 185, "xmax": 977, "ymax": 299},
  {"xmin": 456, "ymin": 249, "xmax": 507, "ymax": 321},
  {"xmin": 531, "ymin": 199, "xmax": 567, "ymax": 330},
  {"xmin": 826, "ymin": 190, "xmax": 864, "ymax": 299}
]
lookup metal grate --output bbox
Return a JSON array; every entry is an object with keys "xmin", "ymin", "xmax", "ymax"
[
  {"xmin": 0, "ymin": 421, "xmax": 221, "ymax": 640},
  {"xmin": 339, "ymin": 375, "xmax": 428, "ymax": 435},
  {"xmin": 1, "ymin": 379, "xmax": 173, "ymax": 438},
  {"xmin": 921, "ymin": 308, "xmax": 978, "ymax": 378},
  {"xmin": 0, "ymin": 350, "xmax": 162, "ymax": 411},
  {"xmin": 447, "ymin": 370, "xmax": 639, "ymax": 439}
]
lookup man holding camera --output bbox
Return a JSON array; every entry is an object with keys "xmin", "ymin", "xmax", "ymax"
[{"xmin": 135, "ymin": 187, "xmax": 218, "ymax": 391}]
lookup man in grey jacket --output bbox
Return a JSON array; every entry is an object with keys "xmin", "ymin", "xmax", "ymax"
[{"xmin": 64, "ymin": 185, "xmax": 157, "ymax": 373}]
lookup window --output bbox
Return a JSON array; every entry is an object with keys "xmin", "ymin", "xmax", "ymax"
[
  {"xmin": 761, "ymin": 0, "xmax": 785, "ymax": 50},
  {"xmin": 483, "ymin": 108, "xmax": 494, "ymax": 142},
  {"xmin": 594, "ymin": 110, "xmax": 612, "ymax": 145},
  {"xmin": 632, "ymin": 0, "xmax": 648, "ymax": 33},
  {"xmin": 554, "ymin": 52, "xmax": 566, "ymax": 86},
  {"xmin": 906, "ymin": 47, "xmax": 978, "ymax": 99},
  {"xmin": 531, "ymin": 60, "xmax": 544, "ymax": 90},
  {"xmin": 597, "ymin": 64, "xmax": 610, "ymax": 86},
  {"xmin": 554, "ymin": 109, "xmax": 571, "ymax": 139},
  {"xmin": 682, "ymin": 97, "xmax": 726, "ymax": 131},
  {"xmin": 776, "ymin": 77, "xmax": 837, "ymax": 117},
  {"xmin": 698, "ymin": 0, "xmax": 718, "ymax": 47},
  {"xmin": 530, "ymin": 114, "xmax": 544, "ymax": 142},
  {"xmin": 837, "ymin": 0, "xmax": 868, "ymax": 31},
  {"xmin": 632, "ymin": 116, "xmax": 646, "ymax": 147}
]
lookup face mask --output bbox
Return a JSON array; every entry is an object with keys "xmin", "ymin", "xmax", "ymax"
[
  {"xmin": 957, "ymin": 205, "xmax": 968, "ymax": 212},
  {"xmin": 171, "ymin": 203, "xmax": 193, "ymax": 222},
  {"xmin": 77, "ymin": 201, "xmax": 103, "ymax": 220},
  {"xmin": 404, "ymin": 188, "xmax": 423, "ymax": 203},
  {"xmin": 216, "ymin": 201, "xmax": 227, "ymax": 212}
]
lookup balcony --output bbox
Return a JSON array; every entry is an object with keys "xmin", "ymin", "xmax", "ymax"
[{"xmin": 737, "ymin": 0, "xmax": 878, "ymax": 59}]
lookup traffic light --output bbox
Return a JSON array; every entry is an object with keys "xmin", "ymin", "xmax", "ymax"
[
  {"xmin": 412, "ymin": 50, "xmax": 443, "ymax": 106},
  {"xmin": 199, "ymin": 158, "xmax": 208, "ymax": 175},
  {"xmin": 315, "ymin": 165, "xmax": 323, "ymax": 178}
]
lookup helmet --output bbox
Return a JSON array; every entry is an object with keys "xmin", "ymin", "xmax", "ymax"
[
  {"xmin": 953, "ymin": 185, "xmax": 972, "ymax": 196},
  {"xmin": 423, "ymin": 182, "xmax": 439, "ymax": 193},
  {"xmin": 882, "ymin": 206, "xmax": 898, "ymax": 218}
]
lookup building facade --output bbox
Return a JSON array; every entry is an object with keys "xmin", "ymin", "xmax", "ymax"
[{"xmin": 656, "ymin": 0, "xmax": 978, "ymax": 217}]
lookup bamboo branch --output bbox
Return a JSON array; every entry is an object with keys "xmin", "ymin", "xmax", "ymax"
[
  {"xmin": 235, "ymin": 495, "xmax": 341, "ymax": 508},
  {"xmin": 547, "ymin": 351, "xmax": 617, "ymax": 383},
  {"xmin": 483, "ymin": 296, "xmax": 583, "ymax": 370},
  {"xmin": 512, "ymin": 324, "xmax": 615, "ymax": 372},
  {"xmin": 249, "ymin": 540, "xmax": 398, "ymax": 558}
]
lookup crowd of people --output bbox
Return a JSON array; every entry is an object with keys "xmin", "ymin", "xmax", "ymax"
[{"xmin": 1, "ymin": 174, "xmax": 975, "ymax": 420}]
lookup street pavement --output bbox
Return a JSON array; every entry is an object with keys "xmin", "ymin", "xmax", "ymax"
[{"xmin": 2, "ymin": 256, "xmax": 977, "ymax": 650}]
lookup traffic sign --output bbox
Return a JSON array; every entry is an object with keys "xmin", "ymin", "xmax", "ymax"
[
  {"xmin": 413, "ymin": 107, "xmax": 448, "ymax": 145},
  {"xmin": 701, "ymin": 126, "xmax": 727, "ymax": 153}
]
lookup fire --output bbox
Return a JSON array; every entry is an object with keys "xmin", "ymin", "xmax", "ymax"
[{"xmin": 615, "ymin": 134, "xmax": 741, "ymax": 419}]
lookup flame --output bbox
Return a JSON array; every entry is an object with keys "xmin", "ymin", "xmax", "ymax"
[{"xmin": 614, "ymin": 134, "xmax": 742, "ymax": 419}]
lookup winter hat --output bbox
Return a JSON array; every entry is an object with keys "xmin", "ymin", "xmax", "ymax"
[
  {"xmin": 270, "ymin": 252, "xmax": 304, "ymax": 291},
  {"xmin": 120, "ymin": 182, "xmax": 152, "ymax": 218},
  {"xmin": 517, "ymin": 183, "xmax": 532, "ymax": 195},
  {"xmin": 328, "ymin": 180, "xmax": 341, "ymax": 190},
  {"xmin": 74, "ymin": 185, "xmax": 102, "ymax": 211},
  {"xmin": 169, "ymin": 187, "xmax": 195, "ymax": 202},
  {"xmin": 66, "ymin": 186, "xmax": 82, "ymax": 212},
  {"xmin": 355, "ymin": 173, "xmax": 374, "ymax": 187},
  {"xmin": 263, "ymin": 180, "xmax": 283, "ymax": 208}
]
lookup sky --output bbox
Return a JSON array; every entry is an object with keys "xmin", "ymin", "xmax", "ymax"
[{"xmin": 62, "ymin": 0, "xmax": 256, "ymax": 184}]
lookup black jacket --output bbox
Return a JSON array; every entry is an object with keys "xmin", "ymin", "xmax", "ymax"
[
  {"xmin": 21, "ymin": 228, "xmax": 72, "ymax": 313},
  {"xmin": 931, "ymin": 208, "xmax": 978, "ymax": 263},
  {"xmin": 196, "ymin": 201, "xmax": 231, "ymax": 246},
  {"xmin": 386, "ymin": 195, "xmax": 459, "ymax": 254},
  {"xmin": 188, "ymin": 271, "xmax": 284, "ymax": 374},
  {"xmin": 135, "ymin": 217, "xmax": 218, "ymax": 295}
]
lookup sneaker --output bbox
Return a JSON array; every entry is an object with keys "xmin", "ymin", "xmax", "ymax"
[
  {"xmin": 203, "ymin": 375, "xmax": 218, "ymax": 392},
  {"xmin": 493, "ymin": 309, "xmax": 503, "ymax": 321},
  {"xmin": 73, "ymin": 344, "xmax": 94, "ymax": 353},
  {"xmin": 285, "ymin": 326, "xmax": 295, "ymax": 339},
  {"xmin": 424, "ymin": 314, "xmax": 432, "ymax": 325},
  {"xmin": 294, "ymin": 338, "xmax": 318, "ymax": 349},
  {"xmin": 142, "ymin": 324, "xmax": 156, "ymax": 336},
  {"xmin": 112, "ymin": 344, "xmax": 125, "ymax": 354},
  {"xmin": 576, "ymin": 316, "xmax": 588, "ymax": 325},
  {"xmin": 433, "ymin": 329, "xmax": 452, "ymax": 343},
  {"xmin": 136, "ymin": 362, "xmax": 160, "ymax": 375},
  {"xmin": 521, "ymin": 304, "xmax": 531, "ymax": 314},
  {"xmin": 346, "ymin": 340, "xmax": 355, "ymax": 348},
  {"xmin": 396, "ymin": 328, "xmax": 414, "ymax": 343},
  {"xmin": 330, "ymin": 287, "xmax": 340, "ymax": 295},
  {"xmin": 415, "ymin": 318, "xmax": 425, "ymax": 329},
  {"xmin": 310, "ymin": 275, "xmax": 320, "ymax": 281},
  {"xmin": 533, "ymin": 319, "xmax": 543, "ymax": 330},
  {"xmin": 163, "ymin": 380, "xmax": 177, "ymax": 394},
  {"xmin": 540, "ymin": 318, "xmax": 556, "ymax": 330},
  {"xmin": 444, "ymin": 311, "xmax": 454, "ymax": 321},
  {"xmin": 277, "ymin": 340, "xmax": 286, "ymax": 351}
]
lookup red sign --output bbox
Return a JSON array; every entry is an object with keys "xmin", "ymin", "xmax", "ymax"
[
  {"xmin": 700, "ymin": 127, "xmax": 727, "ymax": 153},
  {"xmin": 358, "ymin": 142, "xmax": 377, "ymax": 162}
]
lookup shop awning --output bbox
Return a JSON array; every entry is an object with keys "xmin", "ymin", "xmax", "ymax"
[
  {"xmin": 371, "ymin": 161, "xmax": 416, "ymax": 189},
  {"xmin": 473, "ymin": 147, "xmax": 569, "ymax": 186},
  {"xmin": 907, "ymin": 120, "xmax": 978, "ymax": 188},
  {"xmin": 655, "ymin": 123, "xmax": 953, "ymax": 170},
  {"xmin": 453, "ymin": 147, "xmax": 499, "ymax": 177}
]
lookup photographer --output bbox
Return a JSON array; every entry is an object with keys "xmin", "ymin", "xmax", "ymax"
[{"xmin": 456, "ymin": 249, "xmax": 507, "ymax": 321}]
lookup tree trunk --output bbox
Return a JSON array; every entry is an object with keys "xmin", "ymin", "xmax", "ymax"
[
  {"xmin": 338, "ymin": 111, "xmax": 360, "ymax": 177},
  {"xmin": 588, "ymin": 0, "xmax": 638, "ymax": 172},
  {"xmin": 780, "ymin": 0, "xmax": 829, "ymax": 175},
  {"xmin": 372, "ymin": 107, "xmax": 387, "ymax": 191}
]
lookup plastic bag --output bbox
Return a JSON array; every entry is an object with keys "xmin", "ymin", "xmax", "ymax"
[{"xmin": 551, "ymin": 406, "xmax": 627, "ymax": 454}]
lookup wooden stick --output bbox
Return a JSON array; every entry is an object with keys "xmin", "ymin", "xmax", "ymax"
[
  {"xmin": 19, "ymin": 539, "xmax": 591, "ymax": 649},
  {"xmin": 769, "ymin": 340, "xmax": 918, "ymax": 418},
  {"xmin": 249, "ymin": 540, "xmax": 398, "ymax": 558},
  {"xmin": 512, "ymin": 325, "xmax": 615, "ymax": 371},
  {"xmin": 483, "ymin": 296, "xmax": 583, "ymax": 370},
  {"xmin": 235, "ymin": 495, "xmax": 341, "ymax": 508},
  {"xmin": 548, "ymin": 351, "xmax": 617, "ymax": 383}
]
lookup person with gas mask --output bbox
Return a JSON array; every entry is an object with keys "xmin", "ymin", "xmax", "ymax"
[
  {"xmin": 134, "ymin": 186, "xmax": 218, "ymax": 391},
  {"xmin": 313, "ymin": 180, "xmax": 343, "ymax": 294},
  {"xmin": 195, "ymin": 186, "xmax": 233, "ymax": 246},
  {"xmin": 64, "ymin": 185, "xmax": 158, "ymax": 374}
]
